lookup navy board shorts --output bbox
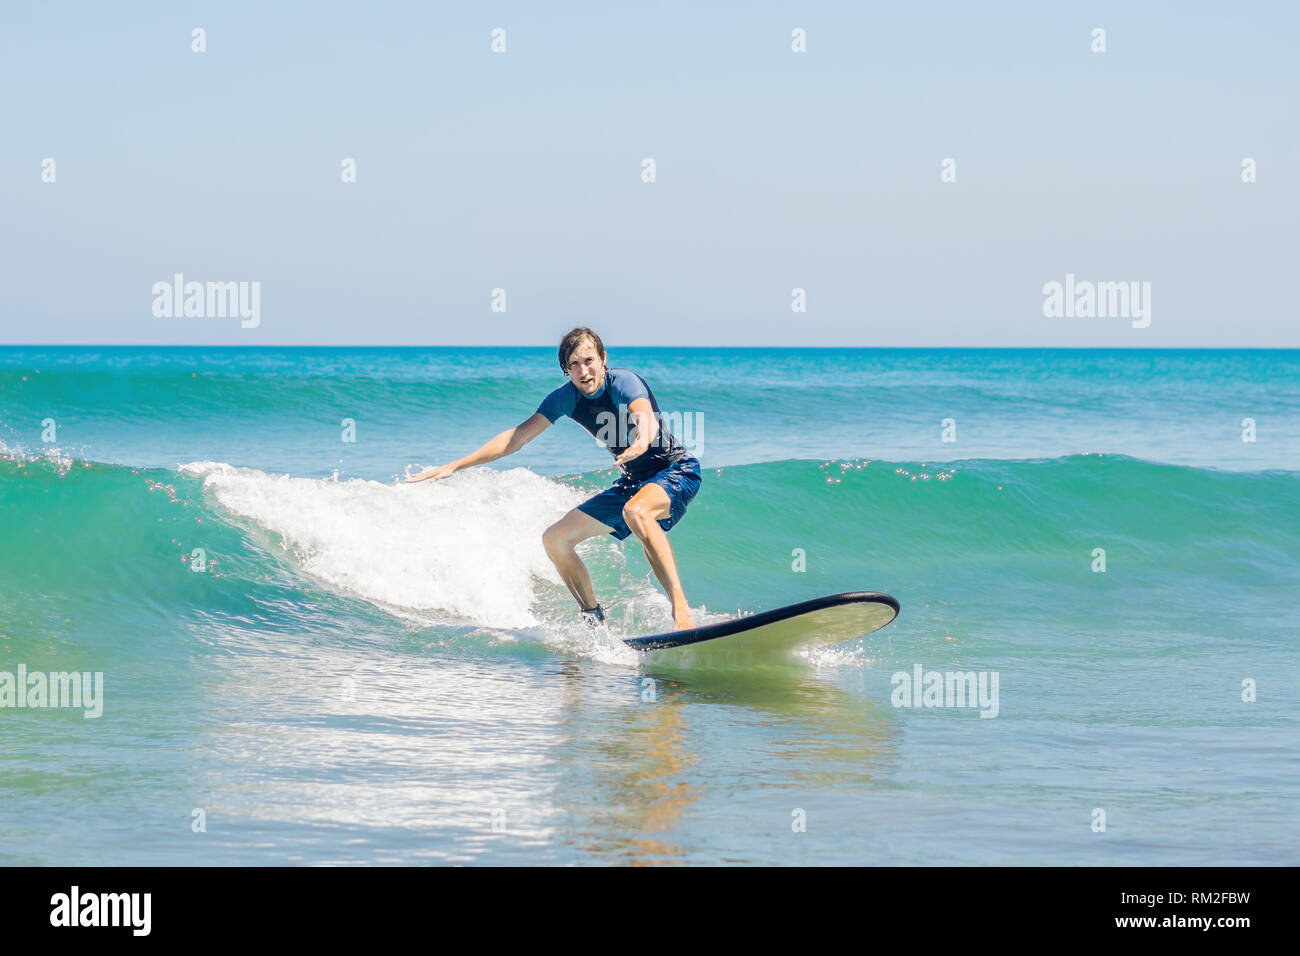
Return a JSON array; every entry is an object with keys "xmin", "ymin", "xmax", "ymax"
[{"xmin": 577, "ymin": 456, "xmax": 702, "ymax": 541}]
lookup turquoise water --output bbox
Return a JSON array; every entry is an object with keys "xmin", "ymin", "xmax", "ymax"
[{"xmin": 1, "ymin": 348, "xmax": 1297, "ymax": 865}]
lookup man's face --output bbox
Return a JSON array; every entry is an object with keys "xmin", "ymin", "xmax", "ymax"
[{"xmin": 566, "ymin": 339, "xmax": 606, "ymax": 395}]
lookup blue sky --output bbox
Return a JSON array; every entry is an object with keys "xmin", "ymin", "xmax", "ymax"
[{"xmin": 2, "ymin": 1, "xmax": 1295, "ymax": 346}]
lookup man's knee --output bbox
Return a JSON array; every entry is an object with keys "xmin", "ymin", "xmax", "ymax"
[
  {"xmin": 542, "ymin": 522, "xmax": 570, "ymax": 557},
  {"xmin": 622, "ymin": 500, "xmax": 655, "ymax": 533}
]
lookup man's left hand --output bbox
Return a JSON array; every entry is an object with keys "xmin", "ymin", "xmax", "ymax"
[{"xmin": 613, "ymin": 444, "xmax": 649, "ymax": 468}]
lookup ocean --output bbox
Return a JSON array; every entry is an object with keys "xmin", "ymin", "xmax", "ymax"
[{"xmin": 1, "ymin": 346, "xmax": 1296, "ymax": 865}]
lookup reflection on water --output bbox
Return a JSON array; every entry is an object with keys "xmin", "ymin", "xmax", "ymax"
[
  {"xmin": 546, "ymin": 659, "xmax": 902, "ymax": 865},
  {"xmin": 124, "ymin": 622, "xmax": 902, "ymax": 865},
  {"xmin": 5, "ymin": 609, "xmax": 1295, "ymax": 866}
]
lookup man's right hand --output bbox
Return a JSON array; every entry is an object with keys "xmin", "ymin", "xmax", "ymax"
[{"xmin": 405, "ymin": 464, "xmax": 457, "ymax": 483}]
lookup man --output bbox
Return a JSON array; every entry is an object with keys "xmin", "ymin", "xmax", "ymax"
[{"xmin": 406, "ymin": 328, "xmax": 702, "ymax": 630}]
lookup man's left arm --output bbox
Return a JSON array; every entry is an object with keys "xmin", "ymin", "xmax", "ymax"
[{"xmin": 613, "ymin": 397, "xmax": 658, "ymax": 467}]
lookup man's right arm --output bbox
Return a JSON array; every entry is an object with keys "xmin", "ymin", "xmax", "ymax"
[{"xmin": 405, "ymin": 413, "xmax": 551, "ymax": 483}]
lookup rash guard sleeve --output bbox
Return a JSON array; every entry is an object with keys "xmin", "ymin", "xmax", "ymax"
[
  {"xmin": 606, "ymin": 368, "xmax": 651, "ymax": 408},
  {"xmin": 536, "ymin": 382, "xmax": 578, "ymax": 423}
]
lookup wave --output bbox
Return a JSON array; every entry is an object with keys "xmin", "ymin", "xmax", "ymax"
[
  {"xmin": 178, "ymin": 460, "xmax": 593, "ymax": 628},
  {"xmin": 2, "ymin": 450, "xmax": 1296, "ymax": 655}
]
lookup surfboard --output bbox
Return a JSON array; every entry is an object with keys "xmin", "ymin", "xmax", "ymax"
[{"xmin": 624, "ymin": 591, "xmax": 900, "ymax": 667}]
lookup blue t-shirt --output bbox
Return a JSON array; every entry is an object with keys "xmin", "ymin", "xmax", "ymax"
[{"xmin": 536, "ymin": 367, "xmax": 689, "ymax": 482}]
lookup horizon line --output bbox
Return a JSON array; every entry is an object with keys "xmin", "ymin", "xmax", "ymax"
[{"xmin": 3, "ymin": 344, "xmax": 1299, "ymax": 351}]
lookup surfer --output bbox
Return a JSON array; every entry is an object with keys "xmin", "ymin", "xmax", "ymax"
[{"xmin": 406, "ymin": 328, "xmax": 702, "ymax": 630}]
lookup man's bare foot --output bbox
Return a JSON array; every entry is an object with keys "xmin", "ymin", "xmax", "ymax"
[{"xmin": 673, "ymin": 607, "xmax": 694, "ymax": 631}]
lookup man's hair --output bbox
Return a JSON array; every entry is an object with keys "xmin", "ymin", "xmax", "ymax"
[{"xmin": 557, "ymin": 327, "xmax": 606, "ymax": 372}]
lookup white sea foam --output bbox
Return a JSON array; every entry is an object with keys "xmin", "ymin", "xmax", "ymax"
[
  {"xmin": 179, "ymin": 462, "xmax": 725, "ymax": 666},
  {"xmin": 806, "ymin": 642, "xmax": 873, "ymax": 669},
  {"xmin": 0, "ymin": 439, "xmax": 76, "ymax": 475},
  {"xmin": 181, "ymin": 462, "xmax": 601, "ymax": 630}
]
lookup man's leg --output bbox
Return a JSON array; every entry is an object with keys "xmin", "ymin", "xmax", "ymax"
[
  {"xmin": 542, "ymin": 508, "xmax": 615, "ymax": 612},
  {"xmin": 621, "ymin": 484, "xmax": 693, "ymax": 630}
]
